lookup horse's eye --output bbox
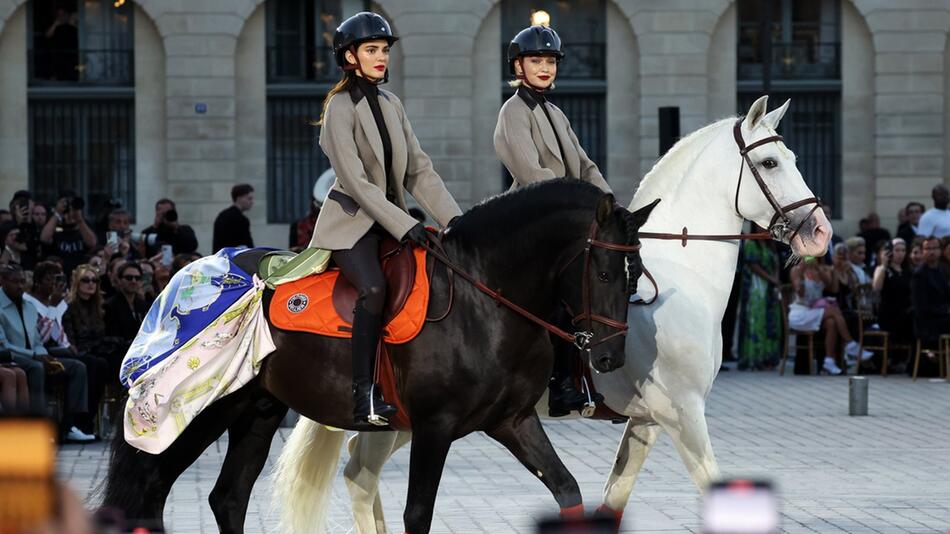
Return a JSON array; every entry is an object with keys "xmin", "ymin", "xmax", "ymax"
[
  {"xmin": 598, "ymin": 271, "xmax": 610, "ymax": 283},
  {"xmin": 761, "ymin": 158, "xmax": 778, "ymax": 170}
]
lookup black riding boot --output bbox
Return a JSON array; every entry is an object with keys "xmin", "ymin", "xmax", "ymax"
[
  {"xmin": 547, "ymin": 343, "xmax": 589, "ymax": 417},
  {"xmin": 352, "ymin": 304, "xmax": 397, "ymax": 425}
]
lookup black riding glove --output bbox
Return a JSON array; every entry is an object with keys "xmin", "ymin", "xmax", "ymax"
[{"xmin": 404, "ymin": 223, "xmax": 428, "ymax": 245}]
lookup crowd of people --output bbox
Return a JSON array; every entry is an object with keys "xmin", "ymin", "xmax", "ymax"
[
  {"xmin": 0, "ymin": 188, "xmax": 212, "ymax": 441},
  {"xmin": 730, "ymin": 184, "xmax": 950, "ymax": 376}
]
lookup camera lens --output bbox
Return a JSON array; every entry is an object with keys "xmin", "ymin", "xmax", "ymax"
[{"xmin": 163, "ymin": 209, "xmax": 178, "ymax": 223}]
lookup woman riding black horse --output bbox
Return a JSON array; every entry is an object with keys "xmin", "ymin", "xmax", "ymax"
[
  {"xmin": 495, "ymin": 25, "xmax": 612, "ymax": 417},
  {"xmin": 311, "ymin": 12, "xmax": 462, "ymax": 425}
]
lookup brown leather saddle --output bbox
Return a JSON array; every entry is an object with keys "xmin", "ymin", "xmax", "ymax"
[{"xmin": 331, "ymin": 237, "xmax": 417, "ymax": 324}]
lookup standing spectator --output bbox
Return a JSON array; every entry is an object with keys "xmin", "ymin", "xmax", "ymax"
[
  {"xmin": 917, "ymin": 184, "xmax": 950, "ymax": 238},
  {"xmin": 212, "ymin": 184, "xmax": 255, "ymax": 253},
  {"xmin": 0, "ymin": 264, "xmax": 93, "ymax": 441},
  {"xmin": 104, "ymin": 262, "xmax": 148, "ymax": 344},
  {"xmin": 857, "ymin": 213, "xmax": 891, "ymax": 267},
  {"xmin": 101, "ymin": 209, "xmax": 138, "ymax": 260},
  {"xmin": 897, "ymin": 201, "xmax": 925, "ymax": 244},
  {"xmin": 140, "ymin": 199, "xmax": 199, "ymax": 257},
  {"xmin": 736, "ymin": 234, "xmax": 782, "ymax": 371},
  {"xmin": 939, "ymin": 236, "xmax": 950, "ymax": 279},
  {"xmin": 9, "ymin": 191, "xmax": 41, "ymax": 269},
  {"xmin": 911, "ymin": 236, "xmax": 950, "ymax": 352},
  {"xmin": 25, "ymin": 261, "xmax": 108, "ymax": 437},
  {"xmin": 872, "ymin": 239, "xmax": 914, "ymax": 349},
  {"xmin": 39, "ymin": 191, "xmax": 97, "ymax": 278},
  {"xmin": 0, "ymin": 224, "xmax": 28, "ymax": 266},
  {"xmin": 31, "ymin": 202, "xmax": 48, "ymax": 228}
]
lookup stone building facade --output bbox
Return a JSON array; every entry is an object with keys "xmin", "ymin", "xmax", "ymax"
[{"xmin": 1, "ymin": 0, "xmax": 949, "ymax": 253}]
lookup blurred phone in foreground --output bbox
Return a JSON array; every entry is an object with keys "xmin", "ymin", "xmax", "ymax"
[
  {"xmin": 0, "ymin": 417, "xmax": 56, "ymax": 531},
  {"xmin": 703, "ymin": 479, "xmax": 778, "ymax": 534},
  {"xmin": 536, "ymin": 514, "xmax": 617, "ymax": 533}
]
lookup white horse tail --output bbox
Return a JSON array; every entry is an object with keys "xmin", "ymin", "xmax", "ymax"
[{"xmin": 273, "ymin": 418, "xmax": 345, "ymax": 534}]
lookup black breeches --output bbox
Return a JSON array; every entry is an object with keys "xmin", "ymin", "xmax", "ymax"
[
  {"xmin": 332, "ymin": 231, "xmax": 386, "ymax": 316},
  {"xmin": 332, "ymin": 231, "xmax": 387, "ymax": 384}
]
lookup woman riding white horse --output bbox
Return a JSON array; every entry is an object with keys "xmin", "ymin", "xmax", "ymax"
[{"xmin": 283, "ymin": 95, "xmax": 834, "ymax": 532}]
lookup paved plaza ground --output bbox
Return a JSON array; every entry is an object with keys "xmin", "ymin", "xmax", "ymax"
[{"xmin": 61, "ymin": 371, "xmax": 950, "ymax": 533}]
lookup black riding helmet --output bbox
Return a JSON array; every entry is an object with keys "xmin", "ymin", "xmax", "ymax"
[
  {"xmin": 507, "ymin": 25, "xmax": 564, "ymax": 75},
  {"xmin": 333, "ymin": 12, "xmax": 399, "ymax": 68}
]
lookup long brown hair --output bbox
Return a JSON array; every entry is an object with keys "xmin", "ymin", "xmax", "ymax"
[{"xmin": 316, "ymin": 71, "xmax": 356, "ymax": 126}]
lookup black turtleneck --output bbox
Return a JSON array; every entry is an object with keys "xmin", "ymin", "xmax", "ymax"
[
  {"xmin": 353, "ymin": 76, "xmax": 396, "ymax": 203},
  {"xmin": 517, "ymin": 85, "xmax": 566, "ymax": 165}
]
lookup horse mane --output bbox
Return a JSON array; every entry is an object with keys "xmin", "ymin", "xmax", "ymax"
[
  {"xmin": 631, "ymin": 117, "xmax": 734, "ymax": 209},
  {"xmin": 448, "ymin": 178, "xmax": 605, "ymax": 242}
]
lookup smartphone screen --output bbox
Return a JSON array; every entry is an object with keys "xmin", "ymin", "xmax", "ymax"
[
  {"xmin": 0, "ymin": 418, "xmax": 56, "ymax": 529},
  {"xmin": 107, "ymin": 231, "xmax": 119, "ymax": 247},
  {"xmin": 703, "ymin": 479, "xmax": 778, "ymax": 534},
  {"xmin": 161, "ymin": 244, "xmax": 173, "ymax": 267}
]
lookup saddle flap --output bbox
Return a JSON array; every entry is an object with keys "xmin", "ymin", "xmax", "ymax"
[{"xmin": 331, "ymin": 238, "xmax": 417, "ymax": 324}]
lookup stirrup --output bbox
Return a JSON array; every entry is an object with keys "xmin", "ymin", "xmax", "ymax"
[
  {"xmin": 580, "ymin": 376, "xmax": 596, "ymax": 418},
  {"xmin": 366, "ymin": 384, "xmax": 390, "ymax": 427}
]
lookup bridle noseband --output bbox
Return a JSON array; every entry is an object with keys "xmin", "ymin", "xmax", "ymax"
[{"xmin": 731, "ymin": 117, "xmax": 820, "ymax": 243}]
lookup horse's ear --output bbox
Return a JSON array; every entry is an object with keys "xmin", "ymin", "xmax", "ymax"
[
  {"xmin": 596, "ymin": 193, "xmax": 616, "ymax": 226},
  {"xmin": 629, "ymin": 198, "xmax": 660, "ymax": 228},
  {"xmin": 763, "ymin": 98, "xmax": 790, "ymax": 130},
  {"xmin": 744, "ymin": 95, "xmax": 769, "ymax": 130}
]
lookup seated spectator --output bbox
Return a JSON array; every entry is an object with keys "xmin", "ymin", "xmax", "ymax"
[
  {"xmin": 897, "ymin": 201, "xmax": 925, "ymax": 244},
  {"xmin": 789, "ymin": 257, "xmax": 872, "ymax": 375},
  {"xmin": 104, "ymin": 262, "xmax": 148, "ymax": 344},
  {"xmin": 909, "ymin": 236, "xmax": 926, "ymax": 270},
  {"xmin": 212, "ymin": 184, "xmax": 255, "ymax": 253},
  {"xmin": 858, "ymin": 213, "xmax": 891, "ymax": 268},
  {"xmin": 39, "ymin": 191, "xmax": 97, "ymax": 278},
  {"xmin": 0, "ymin": 264, "xmax": 93, "ymax": 441},
  {"xmin": 0, "ymin": 362, "xmax": 29, "ymax": 413},
  {"xmin": 140, "ymin": 198, "xmax": 198, "ymax": 257},
  {"xmin": 845, "ymin": 236, "xmax": 871, "ymax": 284},
  {"xmin": 912, "ymin": 236, "xmax": 950, "ymax": 344},
  {"xmin": 31, "ymin": 202, "xmax": 48, "ymax": 228},
  {"xmin": 26, "ymin": 261, "xmax": 108, "ymax": 436},
  {"xmin": 939, "ymin": 236, "xmax": 950, "ymax": 279},
  {"xmin": 63, "ymin": 264, "xmax": 127, "ymax": 380},
  {"xmin": 0, "ymin": 223, "xmax": 27, "ymax": 266},
  {"xmin": 100, "ymin": 256, "xmax": 127, "ymax": 301},
  {"xmin": 918, "ymin": 184, "xmax": 950, "ymax": 238},
  {"xmin": 871, "ymin": 239, "xmax": 914, "ymax": 347}
]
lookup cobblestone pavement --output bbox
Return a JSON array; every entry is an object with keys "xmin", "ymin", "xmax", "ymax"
[{"xmin": 62, "ymin": 372, "xmax": 950, "ymax": 533}]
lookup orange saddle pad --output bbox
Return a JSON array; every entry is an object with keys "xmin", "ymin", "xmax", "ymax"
[{"xmin": 269, "ymin": 245, "xmax": 429, "ymax": 344}]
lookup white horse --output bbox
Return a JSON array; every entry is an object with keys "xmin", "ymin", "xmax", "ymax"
[{"xmin": 277, "ymin": 95, "xmax": 833, "ymax": 532}]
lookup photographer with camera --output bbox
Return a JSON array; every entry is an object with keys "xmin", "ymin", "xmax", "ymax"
[
  {"xmin": 8, "ymin": 190, "xmax": 42, "ymax": 270},
  {"xmin": 139, "ymin": 198, "xmax": 198, "ymax": 258},
  {"xmin": 39, "ymin": 191, "xmax": 97, "ymax": 279}
]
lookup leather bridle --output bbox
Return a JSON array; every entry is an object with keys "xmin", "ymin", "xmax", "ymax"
[
  {"xmin": 639, "ymin": 117, "xmax": 820, "ymax": 246},
  {"xmin": 420, "ymin": 216, "xmax": 639, "ymax": 360}
]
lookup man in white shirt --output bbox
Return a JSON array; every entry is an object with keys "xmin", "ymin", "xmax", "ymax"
[{"xmin": 917, "ymin": 184, "xmax": 950, "ymax": 238}]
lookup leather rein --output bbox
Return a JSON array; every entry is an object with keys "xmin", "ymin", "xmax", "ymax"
[
  {"xmin": 419, "ymin": 218, "xmax": 639, "ymax": 352},
  {"xmin": 630, "ymin": 117, "xmax": 822, "ymax": 305}
]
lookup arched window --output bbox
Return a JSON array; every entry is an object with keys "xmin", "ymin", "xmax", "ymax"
[
  {"xmin": 738, "ymin": 0, "xmax": 841, "ymax": 213},
  {"xmin": 27, "ymin": 0, "xmax": 135, "ymax": 218},
  {"xmin": 500, "ymin": 0, "xmax": 606, "ymax": 188}
]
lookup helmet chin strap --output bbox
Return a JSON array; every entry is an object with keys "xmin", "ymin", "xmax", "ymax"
[
  {"xmin": 515, "ymin": 58, "xmax": 551, "ymax": 93},
  {"xmin": 343, "ymin": 45, "xmax": 385, "ymax": 84}
]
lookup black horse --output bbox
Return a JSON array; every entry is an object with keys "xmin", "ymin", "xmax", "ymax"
[{"xmin": 100, "ymin": 180, "xmax": 657, "ymax": 534}]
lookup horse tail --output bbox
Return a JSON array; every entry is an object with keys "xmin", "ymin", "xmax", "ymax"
[
  {"xmin": 273, "ymin": 417, "xmax": 345, "ymax": 534},
  {"xmin": 96, "ymin": 401, "xmax": 161, "ymax": 517}
]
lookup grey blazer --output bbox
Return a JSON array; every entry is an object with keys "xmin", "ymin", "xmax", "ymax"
[
  {"xmin": 494, "ymin": 87, "xmax": 611, "ymax": 193},
  {"xmin": 309, "ymin": 85, "xmax": 462, "ymax": 250},
  {"xmin": 0, "ymin": 289, "xmax": 47, "ymax": 360}
]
